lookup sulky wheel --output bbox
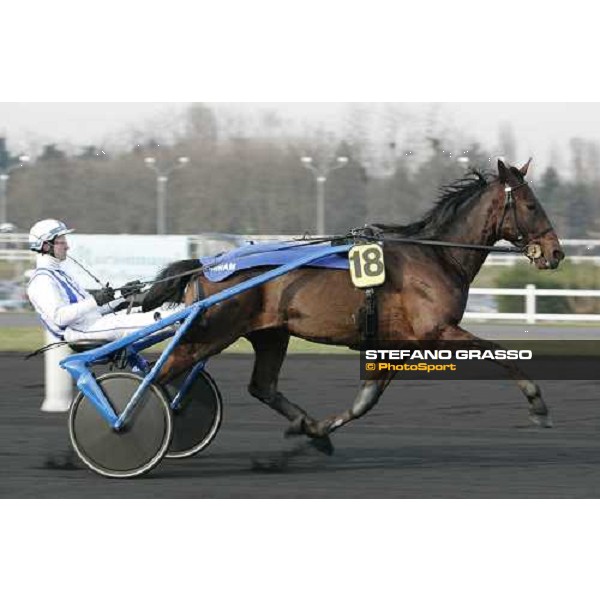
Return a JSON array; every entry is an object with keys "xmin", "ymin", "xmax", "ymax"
[
  {"xmin": 163, "ymin": 368, "xmax": 223, "ymax": 459},
  {"xmin": 69, "ymin": 372, "xmax": 173, "ymax": 478}
]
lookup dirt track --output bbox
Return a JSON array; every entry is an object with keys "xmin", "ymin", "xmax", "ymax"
[{"xmin": 2, "ymin": 351, "xmax": 600, "ymax": 498}]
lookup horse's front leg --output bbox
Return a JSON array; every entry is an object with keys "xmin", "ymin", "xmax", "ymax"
[
  {"xmin": 440, "ymin": 325, "xmax": 552, "ymax": 427},
  {"xmin": 246, "ymin": 329, "xmax": 320, "ymax": 427}
]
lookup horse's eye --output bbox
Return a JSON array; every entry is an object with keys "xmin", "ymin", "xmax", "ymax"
[{"xmin": 525, "ymin": 204, "xmax": 536, "ymax": 211}]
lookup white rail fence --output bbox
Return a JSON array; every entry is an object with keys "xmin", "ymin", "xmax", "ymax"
[{"xmin": 465, "ymin": 286, "xmax": 600, "ymax": 324}]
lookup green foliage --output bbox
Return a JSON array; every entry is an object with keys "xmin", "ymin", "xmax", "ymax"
[
  {"xmin": 495, "ymin": 261, "xmax": 600, "ymax": 314},
  {"xmin": 0, "ymin": 327, "xmax": 44, "ymax": 352}
]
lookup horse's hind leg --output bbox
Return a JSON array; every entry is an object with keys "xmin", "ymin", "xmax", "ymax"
[
  {"xmin": 440, "ymin": 325, "xmax": 551, "ymax": 427},
  {"xmin": 287, "ymin": 373, "xmax": 396, "ymax": 438},
  {"xmin": 158, "ymin": 314, "xmax": 252, "ymax": 384},
  {"xmin": 158, "ymin": 333, "xmax": 241, "ymax": 385},
  {"xmin": 246, "ymin": 329, "xmax": 320, "ymax": 428},
  {"xmin": 159, "ymin": 285, "xmax": 262, "ymax": 384}
]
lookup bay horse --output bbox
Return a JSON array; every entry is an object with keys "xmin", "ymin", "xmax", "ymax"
[{"xmin": 143, "ymin": 159, "xmax": 564, "ymax": 452}]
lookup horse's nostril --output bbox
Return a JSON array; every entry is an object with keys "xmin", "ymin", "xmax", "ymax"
[{"xmin": 553, "ymin": 250, "xmax": 565, "ymax": 262}]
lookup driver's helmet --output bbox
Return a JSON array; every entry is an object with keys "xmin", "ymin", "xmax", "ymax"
[{"xmin": 29, "ymin": 219, "xmax": 75, "ymax": 252}]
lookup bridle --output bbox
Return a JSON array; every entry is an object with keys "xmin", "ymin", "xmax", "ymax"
[
  {"xmin": 496, "ymin": 180, "xmax": 552, "ymax": 260},
  {"xmin": 345, "ymin": 178, "xmax": 554, "ymax": 260}
]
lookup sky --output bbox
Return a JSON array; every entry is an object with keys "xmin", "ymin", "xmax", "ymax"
[{"xmin": 0, "ymin": 102, "xmax": 597, "ymax": 177}]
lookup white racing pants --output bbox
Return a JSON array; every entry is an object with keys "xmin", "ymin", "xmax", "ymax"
[{"xmin": 63, "ymin": 306, "xmax": 183, "ymax": 343}]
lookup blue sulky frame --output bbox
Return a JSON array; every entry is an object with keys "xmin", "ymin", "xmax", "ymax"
[{"xmin": 60, "ymin": 243, "xmax": 354, "ymax": 430}]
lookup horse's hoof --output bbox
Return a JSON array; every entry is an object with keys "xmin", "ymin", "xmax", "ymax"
[
  {"xmin": 309, "ymin": 436, "xmax": 334, "ymax": 456},
  {"xmin": 529, "ymin": 412, "xmax": 553, "ymax": 428}
]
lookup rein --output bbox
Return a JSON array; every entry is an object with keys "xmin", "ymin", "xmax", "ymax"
[
  {"xmin": 63, "ymin": 179, "xmax": 548, "ymax": 295},
  {"xmin": 132, "ymin": 225, "xmax": 539, "ymax": 292},
  {"xmin": 358, "ymin": 234, "xmax": 528, "ymax": 254}
]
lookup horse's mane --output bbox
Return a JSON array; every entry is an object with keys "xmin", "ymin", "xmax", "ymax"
[{"xmin": 373, "ymin": 169, "xmax": 495, "ymax": 239}]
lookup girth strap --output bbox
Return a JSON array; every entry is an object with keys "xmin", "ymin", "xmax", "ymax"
[
  {"xmin": 192, "ymin": 276, "xmax": 208, "ymax": 328},
  {"xmin": 360, "ymin": 287, "xmax": 378, "ymax": 343}
]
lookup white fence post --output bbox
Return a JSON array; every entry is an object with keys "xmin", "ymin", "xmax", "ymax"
[
  {"xmin": 525, "ymin": 284, "xmax": 536, "ymax": 325},
  {"xmin": 41, "ymin": 330, "xmax": 73, "ymax": 412},
  {"xmin": 465, "ymin": 287, "xmax": 600, "ymax": 322}
]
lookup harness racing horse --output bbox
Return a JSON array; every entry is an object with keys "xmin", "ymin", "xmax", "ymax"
[{"xmin": 143, "ymin": 159, "xmax": 565, "ymax": 453}]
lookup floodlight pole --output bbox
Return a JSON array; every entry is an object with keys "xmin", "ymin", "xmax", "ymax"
[
  {"xmin": 301, "ymin": 155, "xmax": 349, "ymax": 236},
  {"xmin": 144, "ymin": 156, "xmax": 190, "ymax": 235}
]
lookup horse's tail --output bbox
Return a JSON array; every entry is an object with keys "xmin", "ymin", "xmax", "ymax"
[{"xmin": 142, "ymin": 259, "xmax": 201, "ymax": 312}]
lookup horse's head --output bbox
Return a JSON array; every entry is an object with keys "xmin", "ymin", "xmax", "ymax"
[{"xmin": 496, "ymin": 159, "xmax": 565, "ymax": 270}]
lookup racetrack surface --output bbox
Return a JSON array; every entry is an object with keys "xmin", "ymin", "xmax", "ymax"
[{"xmin": 2, "ymin": 352, "xmax": 600, "ymax": 498}]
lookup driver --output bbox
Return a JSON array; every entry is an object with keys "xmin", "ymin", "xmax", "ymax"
[{"xmin": 27, "ymin": 219, "xmax": 177, "ymax": 343}]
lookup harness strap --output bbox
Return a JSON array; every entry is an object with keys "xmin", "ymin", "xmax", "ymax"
[
  {"xmin": 360, "ymin": 287, "xmax": 378, "ymax": 344},
  {"xmin": 192, "ymin": 277, "xmax": 209, "ymax": 328},
  {"xmin": 194, "ymin": 277, "xmax": 205, "ymax": 303}
]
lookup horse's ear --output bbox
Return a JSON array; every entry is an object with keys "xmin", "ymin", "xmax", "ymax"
[
  {"xmin": 519, "ymin": 157, "xmax": 532, "ymax": 176},
  {"xmin": 497, "ymin": 159, "xmax": 510, "ymax": 183}
]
